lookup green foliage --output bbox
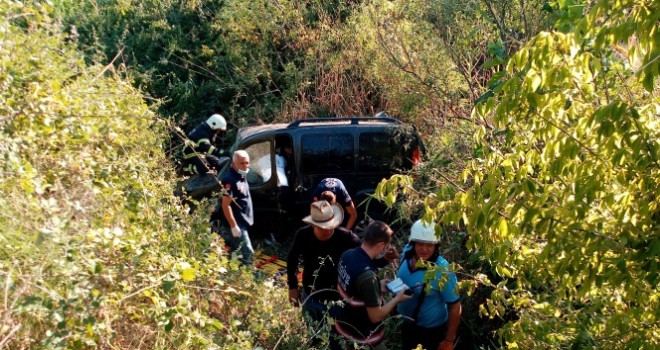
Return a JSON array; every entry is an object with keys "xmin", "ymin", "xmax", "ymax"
[
  {"xmin": 46, "ymin": 0, "xmax": 559, "ymax": 161},
  {"xmin": 10, "ymin": 0, "xmax": 657, "ymax": 348},
  {"xmin": 377, "ymin": 0, "xmax": 659, "ymax": 348},
  {"xmin": 49, "ymin": 0, "xmax": 558, "ymax": 133},
  {"xmin": 51, "ymin": 0, "xmax": 306, "ymax": 125},
  {"xmin": 426, "ymin": 0, "xmax": 557, "ymax": 93},
  {"xmin": 334, "ymin": 0, "xmax": 557, "ymax": 166},
  {"xmin": 555, "ymin": 0, "xmax": 659, "ymax": 92},
  {"xmin": 343, "ymin": 0, "xmax": 470, "ymax": 121},
  {"xmin": 0, "ymin": 2, "xmax": 308, "ymax": 349}
]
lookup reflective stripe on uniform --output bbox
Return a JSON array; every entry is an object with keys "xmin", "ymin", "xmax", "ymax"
[
  {"xmin": 185, "ymin": 164, "xmax": 199, "ymax": 174},
  {"xmin": 337, "ymin": 283, "xmax": 365, "ymax": 307},
  {"xmin": 183, "ymin": 151, "xmax": 198, "ymax": 159},
  {"xmin": 334, "ymin": 320, "xmax": 385, "ymax": 346},
  {"xmin": 183, "ymin": 138, "xmax": 212, "ymax": 159}
]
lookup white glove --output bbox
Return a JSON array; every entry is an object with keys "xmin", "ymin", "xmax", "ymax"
[{"xmin": 230, "ymin": 226, "xmax": 242, "ymax": 238}]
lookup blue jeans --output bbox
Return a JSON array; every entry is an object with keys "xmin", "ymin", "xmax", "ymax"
[{"xmin": 219, "ymin": 225, "xmax": 254, "ymax": 265}]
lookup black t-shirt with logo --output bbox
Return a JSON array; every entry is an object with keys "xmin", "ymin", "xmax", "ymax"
[{"xmin": 220, "ymin": 167, "xmax": 253, "ymax": 228}]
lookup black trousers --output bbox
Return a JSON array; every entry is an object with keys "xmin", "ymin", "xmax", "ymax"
[
  {"xmin": 401, "ymin": 321, "xmax": 448, "ymax": 350},
  {"xmin": 184, "ymin": 154, "xmax": 227, "ymax": 175}
]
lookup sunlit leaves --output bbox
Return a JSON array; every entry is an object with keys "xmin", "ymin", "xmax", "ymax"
[
  {"xmin": 0, "ymin": 3, "xmax": 309, "ymax": 349},
  {"xmin": 374, "ymin": 174, "xmax": 414, "ymax": 207},
  {"xmin": 345, "ymin": 0, "xmax": 470, "ymax": 121},
  {"xmin": 378, "ymin": 0, "xmax": 658, "ymax": 348},
  {"xmin": 178, "ymin": 262, "xmax": 197, "ymax": 282},
  {"xmin": 464, "ymin": 1, "xmax": 659, "ymax": 347}
]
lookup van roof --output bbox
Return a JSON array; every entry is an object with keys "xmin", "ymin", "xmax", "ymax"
[
  {"xmin": 237, "ymin": 116, "xmax": 403, "ymax": 140},
  {"xmin": 287, "ymin": 116, "xmax": 402, "ymax": 128},
  {"xmin": 237, "ymin": 123, "xmax": 288, "ymax": 140}
]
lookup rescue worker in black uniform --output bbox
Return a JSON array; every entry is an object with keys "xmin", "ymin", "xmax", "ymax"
[{"xmin": 182, "ymin": 114, "xmax": 229, "ymax": 175}]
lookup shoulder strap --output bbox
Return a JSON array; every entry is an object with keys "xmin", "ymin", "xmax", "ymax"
[{"xmin": 411, "ymin": 283, "xmax": 427, "ymax": 325}]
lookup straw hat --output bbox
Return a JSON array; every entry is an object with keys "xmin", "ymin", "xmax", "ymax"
[{"xmin": 302, "ymin": 200, "xmax": 344, "ymax": 229}]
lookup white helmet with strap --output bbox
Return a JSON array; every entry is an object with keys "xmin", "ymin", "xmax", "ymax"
[
  {"xmin": 409, "ymin": 219, "xmax": 438, "ymax": 244},
  {"xmin": 206, "ymin": 114, "xmax": 227, "ymax": 131}
]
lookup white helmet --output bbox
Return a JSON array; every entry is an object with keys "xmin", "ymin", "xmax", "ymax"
[
  {"xmin": 409, "ymin": 219, "xmax": 439, "ymax": 244},
  {"xmin": 206, "ymin": 114, "xmax": 227, "ymax": 131}
]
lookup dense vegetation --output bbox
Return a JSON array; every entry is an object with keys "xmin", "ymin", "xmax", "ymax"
[
  {"xmin": 57, "ymin": 0, "xmax": 553, "ymax": 127},
  {"xmin": 1, "ymin": 0, "xmax": 658, "ymax": 349},
  {"xmin": 378, "ymin": 0, "xmax": 659, "ymax": 349},
  {"xmin": 0, "ymin": 2, "xmax": 305, "ymax": 349}
]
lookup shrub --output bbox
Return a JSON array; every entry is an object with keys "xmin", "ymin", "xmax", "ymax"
[{"xmin": 0, "ymin": 2, "xmax": 307, "ymax": 349}]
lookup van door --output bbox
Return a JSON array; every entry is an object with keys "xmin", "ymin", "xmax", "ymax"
[
  {"xmin": 298, "ymin": 132, "xmax": 355, "ymax": 202},
  {"xmin": 241, "ymin": 139, "xmax": 279, "ymax": 236}
]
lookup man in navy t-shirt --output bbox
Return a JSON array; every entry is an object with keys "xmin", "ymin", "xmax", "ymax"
[
  {"xmin": 312, "ymin": 178, "xmax": 358, "ymax": 230},
  {"xmin": 217, "ymin": 150, "xmax": 254, "ymax": 264}
]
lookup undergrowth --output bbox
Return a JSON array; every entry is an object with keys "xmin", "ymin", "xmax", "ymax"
[{"xmin": 0, "ymin": 2, "xmax": 308, "ymax": 349}]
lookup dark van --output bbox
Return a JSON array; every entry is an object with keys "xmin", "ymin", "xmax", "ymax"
[{"xmin": 181, "ymin": 115, "xmax": 424, "ymax": 235}]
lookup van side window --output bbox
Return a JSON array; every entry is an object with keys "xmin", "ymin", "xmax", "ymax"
[
  {"xmin": 245, "ymin": 141, "xmax": 272, "ymax": 185},
  {"xmin": 301, "ymin": 134, "xmax": 353, "ymax": 174},
  {"xmin": 358, "ymin": 132, "xmax": 405, "ymax": 172}
]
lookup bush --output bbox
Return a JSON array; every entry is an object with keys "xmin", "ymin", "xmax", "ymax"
[{"xmin": 0, "ymin": 2, "xmax": 308, "ymax": 349}]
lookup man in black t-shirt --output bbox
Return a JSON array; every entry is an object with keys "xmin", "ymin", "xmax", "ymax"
[
  {"xmin": 216, "ymin": 150, "xmax": 254, "ymax": 265},
  {"xmin": 287, "ymin": 197, "xmax": 399, "ymax": 331},
  {"xmin": 287, "ymin": 199, "xmax": 359, "ymax": 325}
]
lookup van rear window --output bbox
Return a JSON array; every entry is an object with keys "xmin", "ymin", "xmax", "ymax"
[
  {"xmin": 358, "ymin": 132, "xmax": 406, "ymax": 172},
  {"xmin": 301, "ymin": 134, "xmax": 353, "ymax": 174}
]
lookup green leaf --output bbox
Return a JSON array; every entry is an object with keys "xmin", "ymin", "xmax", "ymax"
[
  {"xmin": 476, "ymin": 210, "xmax": 485, "ymax": 228},
  {"xmin": 641, "ymin": 69, "xmax": 654, "ymax": 92},
  {"xmin": 210, "ymin": 319, "xmax": 224, "ymax": 330},
  {"xmin": 483, "ymin": 58, "xmax": 504, "ymax": 69},
  {"xmin": 495, "ymin": 265, "xmax": 512, "ymax": 278},
  {"xmin": 475, "ymin": 91, "xmax": 494, "ymax": 105},
  {"xmin": 164, "ymin": 319, "xmax": 174, "ymax": 332},
  {"xmin": 488, "ymin": 71, "xmax": 507, "ymax": 86},
  {"xmin": 162, "ymin": 280, "xmax": 176, "ymax": 294},
  {"xmin": 542, "ymin": 2, "xmax": 553, "ymax": 13},
  {"xmin": 530, "ymin": 74, "xmax": 542, "ymax": 92},
  {"xmin": 523, "ymin": 179, "xmax": 536, "ymax": 194}
]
